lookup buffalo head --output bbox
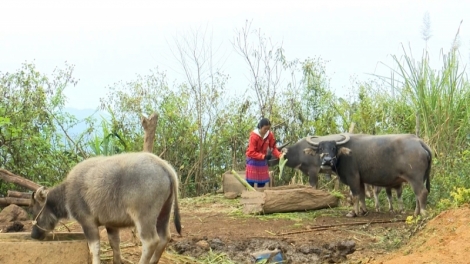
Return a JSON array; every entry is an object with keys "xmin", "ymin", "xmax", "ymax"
[
  {"xmin": 266, "ymin": 142, "xmax": 290, "ymax": 166},
  {"xmin": 304, "ymin": 134, "xmax": 352, "ymax": 168},
  {"xmin": 30, "ymin": 186, "xmax": 58, "ymax": 240}
]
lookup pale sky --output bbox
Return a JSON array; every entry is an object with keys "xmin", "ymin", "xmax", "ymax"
[{"xmin": 1, "ymin": 0, "xmax": 469, "ymax": 109}]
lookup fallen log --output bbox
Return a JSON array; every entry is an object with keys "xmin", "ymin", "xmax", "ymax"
[
  {"xmin": 0, "ymin": 197, "xmax": 30, "ymax": 207},
  {"xmin": 241, "ymin": 186, "xmax": 339, "ymax": 214},
  {"xmin": 0, "ymin": 168, "xmax": 42, "ymax": 191},
  {"xmin": 7, "ymin": 190, "xmax": 32, "ymax": 199}
]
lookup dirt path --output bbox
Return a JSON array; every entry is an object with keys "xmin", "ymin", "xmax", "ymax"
[{"xmin": 8, "ymin": 195, "xmax": 470, "ymax": 263}]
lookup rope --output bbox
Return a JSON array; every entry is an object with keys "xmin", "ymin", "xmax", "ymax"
[{"xmin": 31, "ymin": 194, "xmax": 55, "ymax": 235}]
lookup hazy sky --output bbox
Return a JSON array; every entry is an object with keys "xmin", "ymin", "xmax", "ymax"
[{"xmin": 1, "ymin": 0, "xmax": 469, "ymax": 109}]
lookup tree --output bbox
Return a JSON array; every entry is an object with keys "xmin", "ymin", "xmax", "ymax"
[
  {"xmin": 170, "ymin": 26, "xmax": 229, "ymax": 195},
  {"xmin": 234, "ymin": 20, "xmax": 293, "ymax": 118},
  {"xmin": 0, "ymin": 62, "xmax": 81, "ymax": 191}
]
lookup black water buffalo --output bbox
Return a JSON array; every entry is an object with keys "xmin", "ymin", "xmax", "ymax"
[
  {"xmin": 30, "ymin": 152, "xmax": 181, "ymax": 264},
  {"xmin": 268, "ymin": 137, "xmax": 333, "ymax": 188},
  {"xmin": 304, "ymin": 133, "xmax": 431, "ymax": 217}
]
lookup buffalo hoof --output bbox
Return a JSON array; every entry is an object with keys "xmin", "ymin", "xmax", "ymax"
[
  {"xmin": 346, "ymin": 211, "xmax": 357, "ymax": 218},
  {"xmin": 359, "ymin": 210, "xmax": 369, "ymax": 216}
]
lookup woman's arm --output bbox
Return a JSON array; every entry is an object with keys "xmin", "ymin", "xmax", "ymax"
[
  {"xmin": 269, "ymin": 132, "xmax": 282, "ymax": 159},
  {"xmin": 246, "ymin": 134, "xmax": 265, "ymax": 160}
]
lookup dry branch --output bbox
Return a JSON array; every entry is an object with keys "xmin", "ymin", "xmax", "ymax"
[
  {"xmin": 0, "ymin": 168, "xmax": 42, "ymax": 191},
  {"xmin": 278, "ymin": 219, "xmax": 406, "ymax": 236}
]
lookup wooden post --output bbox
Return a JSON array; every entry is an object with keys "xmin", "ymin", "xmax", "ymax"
[
  {"xmin": 131, "ymin": 112, "xmax": 159, "ymax": 244},
  {"xmin": 141, "ymin": 113, "xmax": 159, "ymax": 152},
  {"xmin": 348, "ymin": 122, "xmax": 356, "ymax": 133},
  {"xmin": 415, "ymin": 112, "xmax": 420, "ymax": 136}
]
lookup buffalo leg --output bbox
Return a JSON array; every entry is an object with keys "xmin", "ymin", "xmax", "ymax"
[
  {"xmin": 373, "ymin": 186, "xmax": 383, "ymax": 212},
  {"xmin": 346, "ymin": 195, "xmax": 360, "ymax": 218},
  {"xmin": 106, "ymin": 226, "xmax": 122, "ymax": 264},
  {"xmin": 396, "ymin": 184, "xmax": 404, "ymax": 213},
  {"xmin": 365, "ymin": 184, "xmax": 373, "ymax": 198},
  {"xmin": 150, "ymin": 194, "xmax": 173, "ymax": 264},
  {"xmin": 81, "ymin": 223, "xmax": 101, "ymax": 264},
  {"xmin": 358, "ymin": 183, "xmax": 368, "ymax": 215},
  {"xmin": 346, "ymin": 174, "xmax": 366, "ymax": 217},
  {"xmin": 135, "ymin": 218, "xmax": 159, "ymax": 264},
  {"xmin": 385, "ymin": 187, "xmax": 394, "ymax": 212},
  {"xmin": 409, "ymin": 179, "xmax": 428, "ymax": 216},
  {"xmin": 308, "ymin": 169, "xmax": 319, "ymax": 189}
]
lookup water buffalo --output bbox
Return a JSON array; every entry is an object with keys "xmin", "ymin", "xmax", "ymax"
[
  {"xmin": 270, "ymin": 138, "xmax": 402, "ymax": 212},
  {"xmin": 268, "ymin": 137, "xmax": 334, "ymax": 188},
  {"xmin": 304, "ymin": 133, "xmax": 431, "ymax": 217},
  {"xmin": 30, "ymin": 152, "xmax": 181, "ymax": 264}
]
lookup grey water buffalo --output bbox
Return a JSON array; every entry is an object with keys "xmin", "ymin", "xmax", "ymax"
[
  {"xmin": 268, "ymin": 138, "xmax": 331, "ymax": 188},
  {"xmin": 30, "ymin": 152, "xmax": 181, "ymax": 264},
  {"xmin": 304, "ymin": 133, "xmax": 431, "ymax": 217}
]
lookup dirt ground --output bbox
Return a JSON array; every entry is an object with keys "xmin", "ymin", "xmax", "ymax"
[{"xmin": 3, "ymin": 195, "xmax": 470, "ymax": 264}]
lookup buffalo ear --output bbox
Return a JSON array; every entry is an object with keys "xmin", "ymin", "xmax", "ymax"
[
  {"xmin": 33, "ymin": 186, "xmax": 49, "ymax": 203},
  {"xmin": 338, "ymin": 147, "xmax": 352, "ymax": 156},
  {"xmin": 303, "ymin": 148, "xmax": 316, "ymax": 156}
]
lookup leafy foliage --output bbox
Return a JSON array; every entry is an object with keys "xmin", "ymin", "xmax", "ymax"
[
  {"xmin": 1, "ymin": 23, "xmax": 470, "ymax": 219},
  {"xmin": 0, "ymin": 62, "xmax": 82, "ymax": 191}
]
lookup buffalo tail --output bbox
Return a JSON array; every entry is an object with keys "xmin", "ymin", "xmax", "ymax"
[{"xmin": 420, "ymin": 140, "xmax": 432, "ymax": 193}]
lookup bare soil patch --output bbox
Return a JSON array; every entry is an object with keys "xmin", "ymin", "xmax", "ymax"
[
  {"xmin": 372, "ymin": 205, "xmax": 470, "ymax": 264},
  {"xmin": 3, "ymin": 195, "xmax": 469, "ymax": 263}
]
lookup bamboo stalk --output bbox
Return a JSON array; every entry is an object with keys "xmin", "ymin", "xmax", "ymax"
[
  {"xmin": 231, "ymin": 170, "xmax": 256, "ymax": 191},
  {"xmin": 278, "ymin": 156, "xmax": 288, "ymax": 180}
]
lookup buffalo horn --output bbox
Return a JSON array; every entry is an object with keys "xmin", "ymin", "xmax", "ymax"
[
  {"xmin": 336, "ymin": 133, "xmax": 350, "ymax": 145},
  {"xmin": 305, "ymin": 136, "xmax": 320, "ymax": 146},
  {"xmin": 277, "ymin": 142, "xmax": 290, "ymax": 150}
]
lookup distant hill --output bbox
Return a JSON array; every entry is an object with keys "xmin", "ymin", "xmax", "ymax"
[{"xmin": 64, "ymin": 107, "xmax": 109, "ymax": 137}]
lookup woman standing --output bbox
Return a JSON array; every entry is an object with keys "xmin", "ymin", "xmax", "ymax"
[{"xmin": 245, "ymin": 118, "xmax": 284, "ymax": 187}]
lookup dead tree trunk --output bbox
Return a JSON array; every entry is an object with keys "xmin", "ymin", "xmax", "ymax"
[
  {"xmin": 0, "ymin": 169, "xmax": 42, "ymax": 191},
  {"xmin": 131, "ymin": 112, "xmax": 159, "ymax": 244},
  {"xmin": 240, "ymin": 186, "xmax": 339, "ymax": 214},
  {"xmin": 141, "ymin": 113, "xmax": 159, "ymax": 152}
]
